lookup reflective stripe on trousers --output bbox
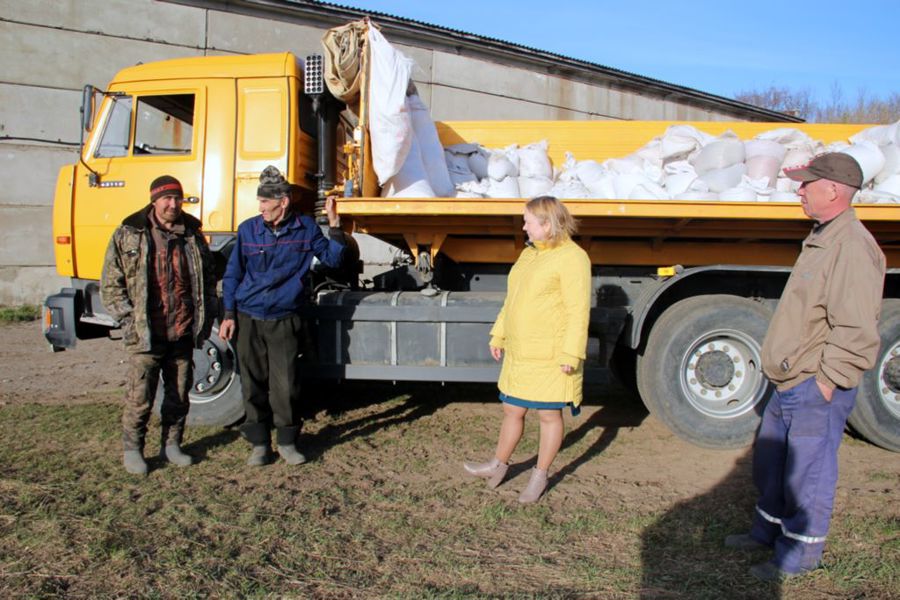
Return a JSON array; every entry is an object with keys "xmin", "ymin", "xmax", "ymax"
[{"xmin": 749, "ymin": 376, "xmax": 856, "ymax": 573}]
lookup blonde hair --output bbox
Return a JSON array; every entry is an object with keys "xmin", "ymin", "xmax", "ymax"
[{"xmin": 525, "ymin": 196, "xmax": 578, "ymax": 246}]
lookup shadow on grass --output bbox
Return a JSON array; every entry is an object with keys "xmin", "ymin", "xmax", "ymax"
[
  {"xmin": 298, "ymin": 381, "xmax": 460, "ymax": 460},
  {"xmin": 639, "ymin": 451, "xmax": 782, "ymax": 600},
  {"xmin": 549, "ymin": 384, "xmax": 648, "ymax": 487}
]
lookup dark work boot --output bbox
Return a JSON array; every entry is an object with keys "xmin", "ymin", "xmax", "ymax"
[
  {"xmin": 160, "ymin": 426, "xmax": 193, "ymax": 467},
  {"xmin": 276, "ymin": 426, "xmax": 306, "ymax": 465},
  {"xmin": 241, "ymin": 422, "xmax": 273, "ymax": 467}
]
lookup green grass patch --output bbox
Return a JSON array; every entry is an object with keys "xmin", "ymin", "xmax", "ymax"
[{"xmin": 0, "ymin": 304, "xmax": 40, "ymax": 322}]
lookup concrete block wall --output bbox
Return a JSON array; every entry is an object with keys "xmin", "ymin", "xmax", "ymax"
[{"xmin": 0, "ymin": 0, "xmax": 756, "ymax": 304}]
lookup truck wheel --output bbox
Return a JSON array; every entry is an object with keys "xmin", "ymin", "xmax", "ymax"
[
  {"xmin": 637, "ymin": 295, "xmax": 773, "ymax": 449},
  {"xmin": 849, "ymin": 300, "xmax": 900, "ymax": 452},
  {"xmin": 154, "ymin": 325, "xmax": 245, "ymax": 427}
]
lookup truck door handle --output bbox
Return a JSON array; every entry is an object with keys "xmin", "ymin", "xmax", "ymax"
[{"xmin": 184, "ymin": 196, "xmax": 200, "ymax": 204}]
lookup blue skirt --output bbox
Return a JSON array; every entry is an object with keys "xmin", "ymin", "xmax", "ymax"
[{"xmin": 499, "ymin": 392, "xmax": 581, "ymax": 417}]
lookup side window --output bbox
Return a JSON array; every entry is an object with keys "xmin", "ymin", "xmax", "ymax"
[
  {"xmin": 134, "ymin": 94, "xmax": 195, "ymax": 155},
  {"xmin": 95, "ymin": 95, "xmax": 132, "ymax": 158}
]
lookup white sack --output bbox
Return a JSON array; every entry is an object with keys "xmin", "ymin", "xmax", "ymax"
[
  {"xmin": 518, "ymin": 140, "xmax": 553, "ymax": 179},
  {"xmin": 770, "ymin": 191, "xmax": 800, "ymax": 202},
  {"xmin": 660, "ymin": 125, "xmax": 715, "ymax": 161},
  {"xmin": 368, "ymin": 27, "xmax": 415, "ymax": 184},
  {"xmin": 877, "ymin": 144, "xmax": 900, "ymax": 184},
  {"xmin": 487, "ymin": 146, "xmax": 519, "ymax": 180},
  {"xmin": 756, "ymin": 128, "xmax": 815, "ymax": 146},
  {"xmin": 604, "ymin": 156, "xmax": 644, "ymax": 175},
  {"xmin": 518, "ymin": 175, "xmax": 554, "ymax": 198},
  {"xmin": 699, "ymin": 163, "xmax": 746, "ymax": 193},
  {"xmin": 719, "ymin": 187, "xmax": 758, "ymax": 202},
  {"xmin": 692, "ymin": 137, "xmax": 745, "ymax": 174},
  {"xmin": 841, "ymin": 142, "xmax": 885, "ymax": 185},
  {"xmin": 850, "ymin": 120, "xmax": 900, "ymax": 148},
  {"xmin": 380, "ymin": 135, "xmax": 436, "ymax": 198},
  {"xmin": 673, "ymin": 191, "xmax": 718, "ymax": 201},
  {"xmin": 408, "ymin": 94, "xmax": 454, "ymax": 197},
  {"xmin": 583, "ymin": 173, "xmax": 617, "ymax": 199},
  {"xmin": 549, "ymin": 178, "xmax": 591, "ymax": 199},
  {"xmin": 874, "ymin": 173, "xmax": 900, "ymax": 196},
  {"xmin": 574, "ymin": 160, "xmax": 607, "ymax": 186},
  {"xmin": 487, "ymin": 176, "xmax": 520, "ymax": 198},
  {"xmin": 629, "ymin": 180, "xmax": 669, "ymax": 200},
  {"xmin": 663, "ymin": 161, "xmax": 699, "ymax": 196}
]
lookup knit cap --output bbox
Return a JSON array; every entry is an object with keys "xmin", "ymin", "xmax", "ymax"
[
  {"xmin": 149, "ymin": 175, "xmax": 184, "ymax": 202},
  {"xmin": 258, "ymin": 165, "xmax": 291, "ymax": 199}
]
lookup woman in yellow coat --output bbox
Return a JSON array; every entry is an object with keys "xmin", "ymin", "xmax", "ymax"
[{"xmin": 464, "ymin": 196, "xmax": 591, "ymax": 503}]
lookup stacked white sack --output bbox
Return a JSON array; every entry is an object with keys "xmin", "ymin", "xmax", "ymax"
[{"xmin": 393, "ymin": 119, "xmax": 900, "ymax": 203}]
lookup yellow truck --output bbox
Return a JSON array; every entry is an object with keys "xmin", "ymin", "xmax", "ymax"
[{"xmin": 42, "ymin": 50, "xmax": 900, "ymax": 453}]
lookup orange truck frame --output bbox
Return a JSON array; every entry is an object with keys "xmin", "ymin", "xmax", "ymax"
[{"xmin": 42, "ymin": 51, "xmax": 900, "ymax": 452}]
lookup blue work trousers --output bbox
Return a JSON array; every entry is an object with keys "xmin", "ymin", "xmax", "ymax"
[{"xmin": 749, "ymin": 376, "xmax": 857, "ymax": 573}]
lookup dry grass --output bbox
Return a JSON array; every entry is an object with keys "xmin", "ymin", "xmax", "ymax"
[{"xmin": 0, "ymin": 384, "xmax": 897, "ymax": 599}]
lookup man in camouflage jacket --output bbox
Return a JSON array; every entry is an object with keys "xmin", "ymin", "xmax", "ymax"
[{"xmin": 101, "ymin": 175, "xmax": 217, "ymax": 475}]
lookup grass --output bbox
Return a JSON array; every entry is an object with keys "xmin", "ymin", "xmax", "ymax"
[
  {"xmin": 0, "ymin": 305, "xmax": 40, "ymax": 323},
  {"xmin": 0, "ymin": 396, "xmax": 897, "ymax": 599}
]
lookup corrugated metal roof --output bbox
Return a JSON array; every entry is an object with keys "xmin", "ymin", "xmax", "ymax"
[{"xmin": 171, "ymin": 0, "xmax": 803, "ymax": 122}]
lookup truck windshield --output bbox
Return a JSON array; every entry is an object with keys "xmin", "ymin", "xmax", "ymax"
[
  {"xmin": 134, "ymin": 94, "xmax": 194, "ymax": 155},
  {"xmin": 95, "ymin": 95, "xmax": 132, "ymax": 158}
]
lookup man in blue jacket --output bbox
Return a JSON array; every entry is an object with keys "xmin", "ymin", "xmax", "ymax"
[{"xmin": 220, "ymin": 166, "xmax": 346, "ymax": 466}]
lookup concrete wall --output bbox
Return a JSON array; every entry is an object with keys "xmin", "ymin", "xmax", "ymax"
[{"xmin": 0, "ymin": 0, "xmax": 757, "ymax": 304}]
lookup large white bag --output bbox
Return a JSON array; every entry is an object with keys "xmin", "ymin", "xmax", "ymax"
[
  {"xmin": 368, "ymin": 27, "xmax": 414, "ymax": 184},
  {"xmin": 692, "ymin": 137, "xmax": 745, "ymax": 175},
  {"xmin": 518, "ymin": 140, "xmax": 553, "ymax": 179},
  {"xmin": 841, "ymin": 143, "xmax": 886, "ymax": 186},
  {"xmin": 408, "ymin": 94, "xmax": 454, "ymax": 197},
  {"xmin": 380, "ymin": 134, "xmax": 436, "ymax": 198}
]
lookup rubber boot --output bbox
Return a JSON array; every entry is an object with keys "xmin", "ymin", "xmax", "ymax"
[
  {"xmin": 123, "ymin": 450, "xmax": 148, "ymax": 476},
  {"xmin": 518, "ymin": 468, "xmax": 549, "ymax": 504},
  {"xmin": 276, "ymin": 426, "xmax": 306, "ymax": 465},
  {"xmin": 463, "ymin": 457, "xmax": 508, "ymax": 489},
  {"xmin": 160, "ymin": 426, "xmax": 193, "ymax": 467},
  {"xmin": 241, "ymin": 422, "xmax": 272, "ymax": 467}
]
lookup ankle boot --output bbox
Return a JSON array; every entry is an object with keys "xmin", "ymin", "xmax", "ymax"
[
  {"xmin": 123, "ymin": 450, "xmax": 148, "ymax": 476},
  {"xmin": 463, "ymin": 457, "xmax": 508, "ymax": 489},
  {"xmin": 275, "ymin": 426, "xmax": 306, "ymax": 465},
  {"xmin": 247, "ymin": 444, "xmax": 272, "ymax": 467},
  {"xmin": 276, "ymin": 444, "xmax": 307, "ymax": 465},
  {"xmin": 518, "ymin": 468, "xmax": 549, "ymax": 504},
  {"xmin": 241, "ymin": 423, "xmax": 272, "ymax": 467},
  {"xmin": 160, "ymin": 426, "xmax": 193, "ymax": 467}
]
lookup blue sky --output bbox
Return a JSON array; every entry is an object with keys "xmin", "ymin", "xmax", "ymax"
[{"xmin": 338, "ymin": 0, "xmax": 900, "ymax": 106}]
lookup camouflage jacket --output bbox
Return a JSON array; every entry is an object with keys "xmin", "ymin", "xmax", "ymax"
[{"xmin": 100, "ymin": 206, "xmax": 217, "ymax": 352}]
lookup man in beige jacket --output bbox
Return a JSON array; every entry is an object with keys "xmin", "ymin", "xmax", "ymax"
[{"xmin": 725, "ymin": 153, "xmax": 886, "ymax": 581}]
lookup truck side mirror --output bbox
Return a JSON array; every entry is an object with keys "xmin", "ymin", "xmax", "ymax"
[{"xmin": 81, "ymin": 85, "xmax": 96, "ymax": 132}]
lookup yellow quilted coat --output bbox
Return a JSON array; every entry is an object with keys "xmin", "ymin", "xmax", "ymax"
[{"xmin": 489, "ymin": 238, "xmax": 591, "ymax": 406}]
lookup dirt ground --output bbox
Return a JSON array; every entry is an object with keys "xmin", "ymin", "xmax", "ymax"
[{"xmin": 2, "ymin": 320, "xmax": 898, "ymax": 597}]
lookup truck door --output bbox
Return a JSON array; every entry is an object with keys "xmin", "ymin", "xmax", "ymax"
[{"xmin": 73, "ymin": 81, "xmax": 233, "ymax": 281}]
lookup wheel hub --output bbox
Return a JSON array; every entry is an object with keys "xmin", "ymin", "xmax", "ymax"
[
  {"xmin": 695, "ymin": 350, "xmax": 735, "ymax": 388},
  {"xmin": 682, "ymin": 332, "xmax": 764, "ymax": 419}
]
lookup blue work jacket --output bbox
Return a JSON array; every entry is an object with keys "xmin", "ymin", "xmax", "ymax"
[{"xmin": 223, "ymin": 213, "xmax": 345, "ymax": 320}]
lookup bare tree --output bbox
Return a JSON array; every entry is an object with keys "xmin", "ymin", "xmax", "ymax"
[
  {"xmin": 735, "ymin": 85, "xmax": 815, "ymax": 120},
  {"xmin": 735, "ymin": 83, "xmax": 899, "ymax": 123}
]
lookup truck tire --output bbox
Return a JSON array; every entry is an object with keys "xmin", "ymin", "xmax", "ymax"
[
  {"xmin": 154, "ymin": 324, "xmax": 245, "ymax": 427},
  {"xmin": 848, "ymin": 300, "xmax": 900, "ymax": 452},
  {"xmin": 637, "ymin": 295, "xmax": 773, "ymax": 449}
]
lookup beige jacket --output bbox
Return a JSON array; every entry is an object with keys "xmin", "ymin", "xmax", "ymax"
[{"xmin": 761, "ymin": 208, "xmax": 886, "ymax": 391}]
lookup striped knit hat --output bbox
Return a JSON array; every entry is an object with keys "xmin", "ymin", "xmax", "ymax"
[{"xmin": 149, "ymin": 175, "xmax": 184, "ymax": 202}]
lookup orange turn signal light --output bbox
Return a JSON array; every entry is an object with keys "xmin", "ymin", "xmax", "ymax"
[{"xmin": 56, "ymin": 236, "xmax": 71, "ymax": 245}]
